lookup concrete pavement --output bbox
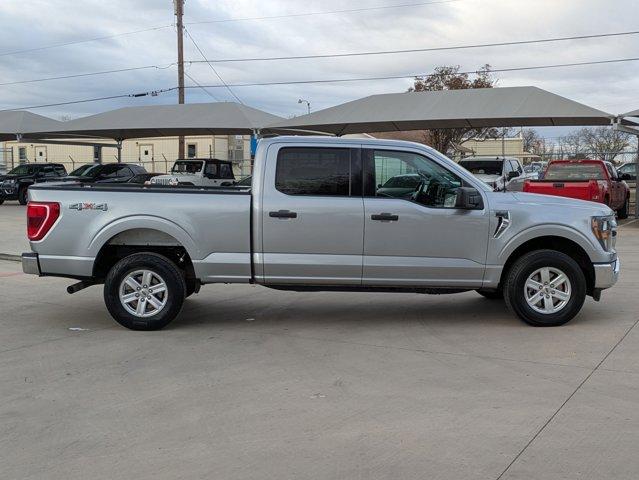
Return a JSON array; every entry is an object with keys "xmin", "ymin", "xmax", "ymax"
[
  {"xmin": 0, "ymin": 202, "xmax": 29, "ymax": 257},
  {"xmin": 0, "ymin": 221, "xmax": 638, "ymax": 479}
]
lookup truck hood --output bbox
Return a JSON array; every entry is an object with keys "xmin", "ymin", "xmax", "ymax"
[{"xmin": 506, "ymin": 191, "xmax": 614, "ymax": 216}]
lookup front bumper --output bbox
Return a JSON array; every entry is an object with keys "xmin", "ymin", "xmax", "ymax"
[
  {"xmin": 593, "ymin": 258, "xmax": 620, "ymax": 289},
  {"xmin": 22, "ymin": 252, "xmax": 41, "ymax": 275}
]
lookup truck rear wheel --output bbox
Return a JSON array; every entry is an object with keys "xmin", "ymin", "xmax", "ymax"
[
  {"xmin": 503, "ymin": 250, "xmax": 586, "ymax": 327},
  {"xmin": 104, "ymin": 252, "xmax": 186, "ymax": 330},
  {"xmin": 617, "ymin": 196, "xmax": 629, "ymax": 220}
]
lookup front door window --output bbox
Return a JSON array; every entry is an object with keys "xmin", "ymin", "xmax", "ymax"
[{"xmin": 366, "ymin": 149, "xmax": 462, "ymax": 208}]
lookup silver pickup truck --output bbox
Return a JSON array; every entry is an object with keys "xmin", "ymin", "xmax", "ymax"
[{"xmin": 22, "ymin": 137, "xmax": 619, "ymax": 330}]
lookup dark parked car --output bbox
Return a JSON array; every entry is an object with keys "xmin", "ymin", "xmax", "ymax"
[
  {"xmin": 0, "ymin": 163, "xmax": 67, "ymax": 205},
  {"xmin": 62, "ymin": 163, "xmax": 149, "ymax": 184},
  {"xmin": 376, "ymin": 174, "xmax": 422, "ymax": 198}
]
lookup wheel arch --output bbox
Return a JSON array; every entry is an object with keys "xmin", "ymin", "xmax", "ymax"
[
  {"xmin": 500, "ymin": 235, "xmax": 595, "ymax": 295},
  {"xmin": 90, "ymin": 219, "xmax": 199, "ymax": 281}
]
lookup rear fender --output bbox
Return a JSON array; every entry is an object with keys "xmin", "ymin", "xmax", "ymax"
[{"xmin": 87, "ymin": 215, "xmax": 201, "ymax": 260}]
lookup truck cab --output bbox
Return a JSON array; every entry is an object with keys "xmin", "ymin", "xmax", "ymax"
[{"xmin": 150, "ymin": 158, "xmax": 235, "ymax": 187}]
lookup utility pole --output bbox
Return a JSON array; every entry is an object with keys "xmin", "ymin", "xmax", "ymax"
[{"xmin": 174, "ymin": 0, "xmax": 185, "ymax": 159}]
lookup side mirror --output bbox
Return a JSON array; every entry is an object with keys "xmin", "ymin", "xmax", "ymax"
[
  {"xmin": 455, "ymin": 187, "xmax": 484, "ymax": 210},
  {"xmin": 377, "ymin": 184, "xmax": 382, "ymax": 188},
  {"xmin": 507, "ymin": 171, "xmax": 519, "ymax": 180},
  {"xmin": 220, "ymin": 181, "xmax": 232, "ymax": 186}
]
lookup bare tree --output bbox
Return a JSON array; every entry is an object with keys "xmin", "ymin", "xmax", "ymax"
[
  {"xmin": 578, "ymin": 127, "xmax": 630, "ymax": 163},
  {"xmin": 407, "ymin": 65, "xmax": 500, "ymax": 155},
  {"xmin": 521, "ymin": 128, "xmax": 541, "ymax": 153},
  {"xmin": 558, "ymin": 131, "xmax": 589, "ymax": 159}
]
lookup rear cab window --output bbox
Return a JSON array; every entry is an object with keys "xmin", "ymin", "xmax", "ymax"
[
  {"xmin": 544, "ymin": 163, "xmax": 606, "ymax": 181},
  {"xmin": 275, "ymin": 147, "xmax": 357, "ymax": 196}
]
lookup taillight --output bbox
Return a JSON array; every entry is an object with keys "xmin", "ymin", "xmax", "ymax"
[{"xmin": 27, "ymin": 202, "xmax": 60, "ymax": 241}]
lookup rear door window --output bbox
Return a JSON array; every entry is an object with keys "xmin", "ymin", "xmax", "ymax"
[{"xmin": 275, "ymin": 147, "xmax": 352, "ymax": 196}]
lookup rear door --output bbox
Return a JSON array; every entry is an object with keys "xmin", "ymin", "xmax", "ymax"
[
  {"xmin": 261, "ymin": 145, "xmax": 364, "ymax": 284},
  {"xmin": 361, "ymin": 147, "xmax": 490, "ymax": 287}
]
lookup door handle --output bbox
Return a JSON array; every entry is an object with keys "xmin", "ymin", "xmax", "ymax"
[
  {"xmin": 371, "ymin": 213, "xmax": 399, "ymax": 221},
  {"xmin": 269, "ymin": 210, "xmax": 297, "ymax": 219}
]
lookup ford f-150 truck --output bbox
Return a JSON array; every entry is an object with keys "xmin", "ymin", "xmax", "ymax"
[
  {"xmin": 22, "ymin": 137, "xmax": 620, "ymax": 330},
  {"xmin": 523, "ymin": 159, "xmax": 630, "ymax": 219}
]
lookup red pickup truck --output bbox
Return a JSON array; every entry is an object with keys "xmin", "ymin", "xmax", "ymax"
[{"xmin": 523, "ymin": 160, "xmax": 630, "ymax": 219}]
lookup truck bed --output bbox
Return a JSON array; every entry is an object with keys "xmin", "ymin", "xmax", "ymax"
[{"xmin": 27, "ymin": 182, "xmax": 253, "ymax": 283}]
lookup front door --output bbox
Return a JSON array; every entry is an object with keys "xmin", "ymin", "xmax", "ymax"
[
  {"xmin": 34, "ymin": 146, "xmax": 47, "ymax": 162},
  {"xmin": 139, "ymin": 144, "xmax": 153, "ymax": 168},
  {"xmin": 362, "ymin": 148, "xmax": 490, "ymax": 287},
  {"xmin": 261, "ymin": 145, "xmax": 364, "ymax": 284}
]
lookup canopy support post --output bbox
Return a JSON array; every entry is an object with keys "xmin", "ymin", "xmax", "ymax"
[{"xmin": 116, "ymin": 139, "xmax": 123, "ymax": 163}]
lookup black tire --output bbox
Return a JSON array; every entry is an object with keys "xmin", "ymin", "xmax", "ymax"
[
  {"xmin": 504, "ymin": 249, "xmax": 586, "ymax": 327},
  {"xmin": 476, "ymin": 289, "xmax": 503, "ymax": 300},
  {"xmin": 18, "ymin": 186, "xmax": 28, "ymax": 205},
  {"xmin": 0, "ymin": 196, "xmax": 4, "ymax": 205},
  {"xmin": 104, "ymin": 252, "xmax": 186, "ymax": 330},
  {"xmin": 617, "ymin": 196, "xmax": 629, "ymax": 220}
]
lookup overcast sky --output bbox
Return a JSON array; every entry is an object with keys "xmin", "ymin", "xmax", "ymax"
[{"xmin": 1, "ymin": 0, "xmax": 638, "ymax": 135}]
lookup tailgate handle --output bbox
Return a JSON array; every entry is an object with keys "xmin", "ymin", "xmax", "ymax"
[
  {"xmin": 269, "ymin": 210, "xmax": 297, "ymax": 219},
  {"xmin": 553, "ymin": 183, "xmax": 564, "ymax": 188},
  {"xmin": 371, "ymin": 213, "xmax": 399, "ymax": 221}
]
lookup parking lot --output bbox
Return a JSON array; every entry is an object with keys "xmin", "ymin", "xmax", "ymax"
[{"xmin": 1, "ymin": 200, "xmax": 639, "ymax": 479}]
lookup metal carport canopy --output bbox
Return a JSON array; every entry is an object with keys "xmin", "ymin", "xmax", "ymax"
[
  {"xmin": 34, "ymin": 102, "xmax": 285, "ymax": 140},
  {"xmin": 268, "ymin": 86, "xmax": 618, "ymax": 135},
  {"xmin": 0, "ymin": 111, "xmax": 63, "ymax": 141}
]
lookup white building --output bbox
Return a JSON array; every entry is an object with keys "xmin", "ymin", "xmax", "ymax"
[{"xmin": 0, "ymin": 134, "xmax": 252, "ymax": 176}]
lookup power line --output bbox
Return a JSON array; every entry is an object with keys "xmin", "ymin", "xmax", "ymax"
[
  {"xmin": 183, "ymin": 27, "xmax": 244, "ymax": 104},
  {"xmin": 185, "ymin": 56, "xmax": 639, "ymax": 88},
  {"xmin": 0, "ymin": 64, "xmax": 176, "ymax": 87},
  {"xmin": 184, "ymin": 71, "xmax": 221, "ymax": 101},
  {"xmin": 7, "ymin": 28, "xmax": 638, "ymax": 88},
  {"xmin": 185, "ymin": 0, "xmax": 460, "ymax": 25},
  {"xmin": 187, "ymin": 29, "xmax": 639, "ymax": 63},
  {"xmin": 4, "ymin": 55, "xmax": 639, "ymax": 112},
  {"xmin": 0, "ymin": 87, "xmax": 177, "ymax": 112},
  {"xmin": 0, "ymin": 24, "xmax": 173, "ymax": 58}
]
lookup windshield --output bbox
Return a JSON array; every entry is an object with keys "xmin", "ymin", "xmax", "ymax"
[
  {"xmin": 544, "ymin": 163, "xmax": 605, "ymax": 181},
  {"xmin": 172, "ymin": 161, "xmax": 203, "ymax": 174},
  {"xmin": 459, "ymin": 160, "xmax": 503, "ymax": 176},
  {"xmin": 381, "ymin": 175, "xmax": 421, "ymax": 188},
  {"xmin": 70, "ymin": 164, "xmax": 100, "ymax": 177},
  {"xmin": 7, "ymin": 164, "xmax": 36, "ymax": 175}
]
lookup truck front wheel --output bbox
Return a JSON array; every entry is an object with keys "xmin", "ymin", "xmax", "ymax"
[
  {"xmin": 18, "ymin": 186, "xmax": 28, "ymax": 205},
  {"xmin": 104, "ymin": 252, "xmax": 186, "ymax": 330},
  {"xmin": 503, "ymin": 250, "xmax": 586, "ymax": 327}
]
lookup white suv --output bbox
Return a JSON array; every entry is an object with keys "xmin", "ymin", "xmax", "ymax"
[{"xmin": 150, "ymin": 159, "xmax": 235, "ymax": 187}]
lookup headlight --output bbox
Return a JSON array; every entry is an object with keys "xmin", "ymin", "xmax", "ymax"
[{"xmin": 591, "ymin": 216, "xmax": 617, "ymax": 251}]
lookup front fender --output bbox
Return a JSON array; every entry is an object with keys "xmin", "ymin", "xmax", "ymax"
[{"xmin": 496, "ymin": 223, "xmax": 605, "ymax": 264}]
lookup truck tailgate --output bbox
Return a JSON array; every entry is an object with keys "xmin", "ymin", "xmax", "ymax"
[{"xmin": 523, "ymin": 179, "xmax": 600, "ymax": 201}]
